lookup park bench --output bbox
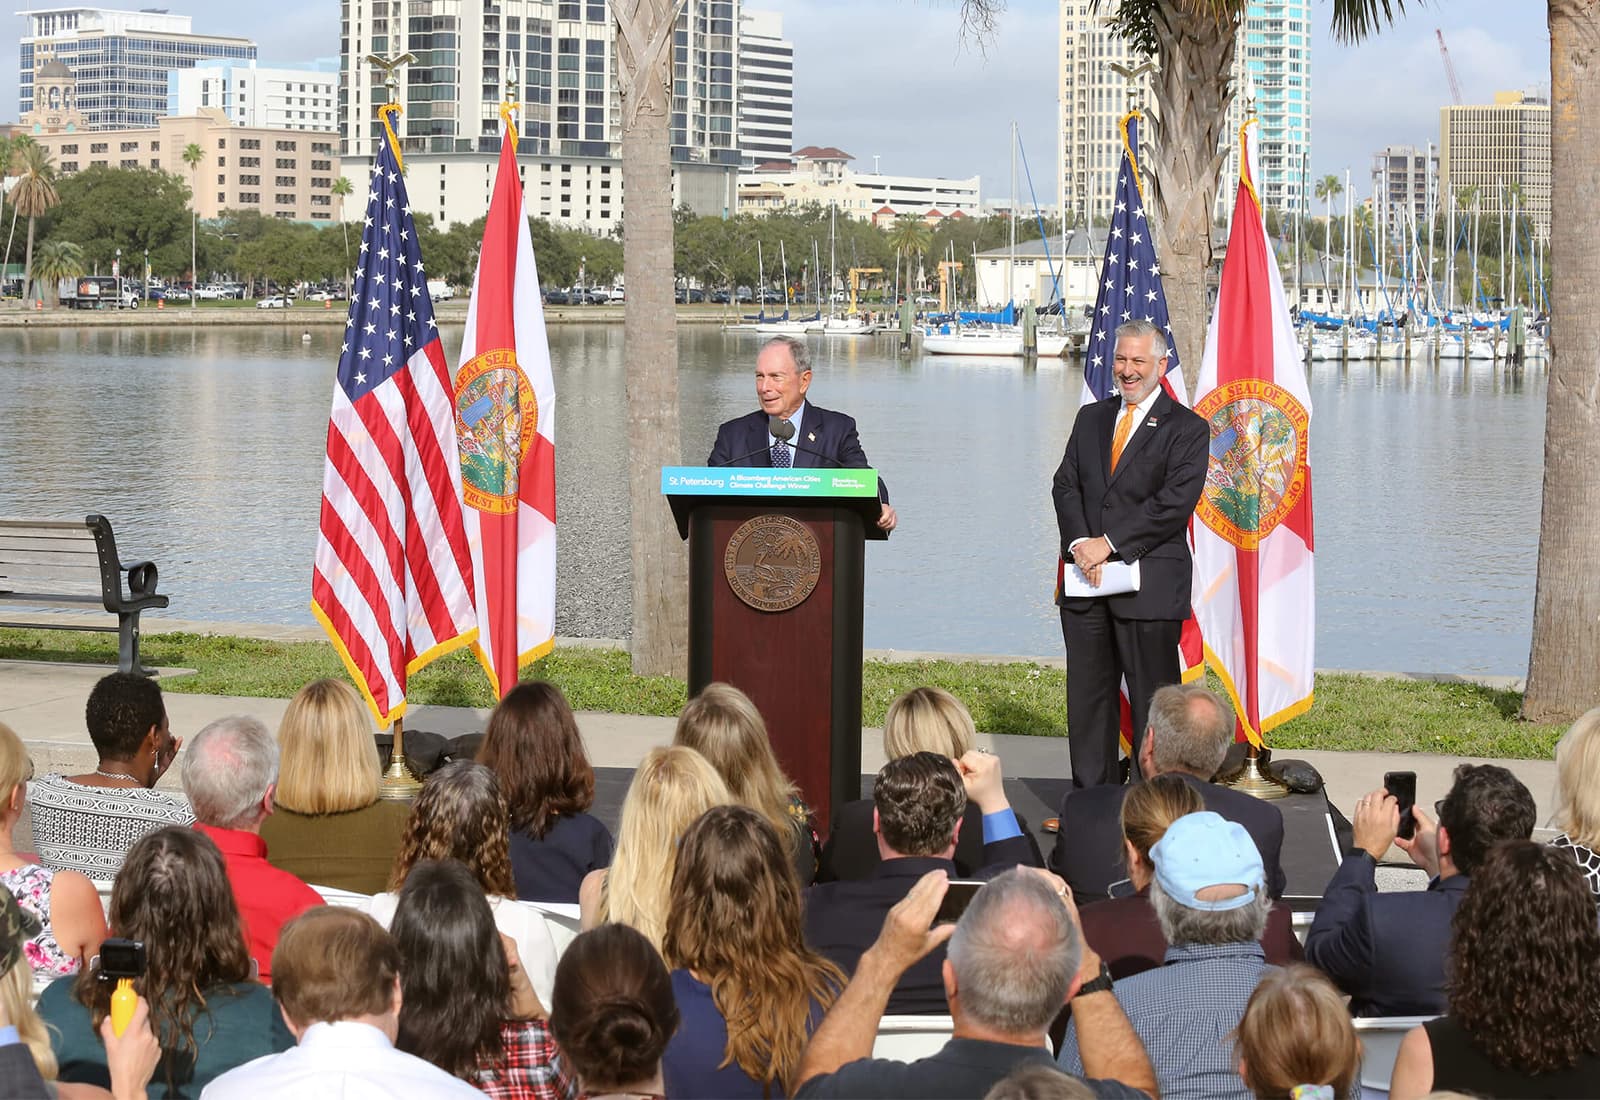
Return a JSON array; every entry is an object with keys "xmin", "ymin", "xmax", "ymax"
[{"xmin": 0, "ymin": 515, "xmax": 169, "ymax": 675}]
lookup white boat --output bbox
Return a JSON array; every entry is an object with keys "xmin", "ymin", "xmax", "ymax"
[
  {"xmin": 1468, "ymin": 332, "xmax": 1498, "ymax": 360},
  {"xmin": 753, "ymin": 317, "xmax": 818, "ymax": 337},
  {"xmin": 920, "ymin": 325, "xmax": 1026, "ymax": 357},
  {"xmin": 1035, "ymin": 329, "xmax": 1070, "ymax": 358},
  {"xmin": 817, "ymin": 315, "xmax": 877, "ymax": 336}
]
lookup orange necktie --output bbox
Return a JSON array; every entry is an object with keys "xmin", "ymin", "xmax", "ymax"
[{"xmin": 1110, "ymin": 406, "xmax": 1136, "ymax": 471}]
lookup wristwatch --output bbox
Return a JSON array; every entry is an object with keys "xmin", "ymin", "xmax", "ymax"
[{"xmin": 1073, "ymin": 960, "xmax": 1114, "ymax": 999}]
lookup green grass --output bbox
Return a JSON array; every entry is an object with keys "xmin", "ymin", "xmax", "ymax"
[{"xmin": 0, "ymin": 627, "xmax": 1562, "ymax": 758}]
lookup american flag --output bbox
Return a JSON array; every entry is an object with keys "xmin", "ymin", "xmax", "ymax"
[{"xmin": 311, "ymin": 116, "xmax": 480, "ymax": 726}]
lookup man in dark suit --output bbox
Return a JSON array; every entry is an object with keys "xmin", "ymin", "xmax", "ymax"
[
  {"xmin": 1053, "ymin": 319, "xmax": 1209, "ymax": 787},
  {"xmin": 804, "ymin": 752, "xmax": 1035, "ymax": 1014},
  {"xmin": 708, "ymin": 335, "xmax": 897, "ymax": 532},
  {"xmin": 1048, "ymin": 684, "xmax": 1287, "ymax": 904}
]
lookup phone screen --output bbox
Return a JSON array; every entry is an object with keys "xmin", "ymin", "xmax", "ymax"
[
  {"xmin": 1385, "ymin": 771, "xmax": 1417, "ymax": 841},
  {"xmin": 934, "ymin": 880, "xmax": 985, "ymax": 925}
]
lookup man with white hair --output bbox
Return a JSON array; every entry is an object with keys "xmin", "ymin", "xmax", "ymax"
[
  {"xmin": 1058, "ymin": 811, "xmax": 1271, "ymax": 1100},
  {"xmin": 183, "ymin": 715, "xmax": 323, "ymax": 982}
]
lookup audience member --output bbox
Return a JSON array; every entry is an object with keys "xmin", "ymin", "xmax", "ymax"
[
  {"xmin": 202, "ymin": 907, "xmax": 482, "ymax": 1098},
  {"xmin": 661, "ymin": 805, "xmax": 844, "ymax": 1097},
  {"xmin": 28, "ymin": 673, "xmax": 192, "ymax": 879},
  {"xmin": 820, "ymin": 687, "xmax": 1042, "ymax": 882},
  {"xmin": 1233, "ymin": 965, "xmax": 1360, "ymax": 1100},
  {"xmin": 1048, "ymin": 684, "xmax": 1285, "ymax": 903},
  {"xmin": 258, "ymin": 678, "xmax": 411, "ymax": 894},
  {"xmin": 478, "ymin": 681, "xmax": 614, "ymax": 904},
  {"xmin": 390, "ymin": 860, "xmax": 576, "ymax": 1100},
  {"xmin": 0, "ymin": 721, "xmax": 107, "ymax": 980},
  {"xmin": 550, "ymin": 924, "xmax": 679, "ymax": 1100},
  {"xmin": 1076, "ymin": 775, "xmax": 1301, "ymax": 979},
  {"xmin": 805, "ymin": 752, "xmax": 1035, "ymax": 1014},
  {"xmin": 578, "ymin": 745, "xmax": 730, "ymax": 951},
  {"xmin": 368, "ymin": 762, "xmax": 559, "ymax": 1013},
  {"xmin": 984, "ymin": 1065, "xmax": 1098, "ymax": 1100},
  {"xmin": 1550, "ymin": 705, "xmax": 1600, "ymax": 900},
  {"xmin": 1059, "ymin": 810, "xmax": 1271, "ymax": 1099},
  {"xmin": 1390, "ymin": 840, "xmax": 1600, "ymax": 1098},
  {"xmin": 793, "ymin": 868, "xmax": 1155, "ymax": 1098},
  {"xmin": 38, "ymin": 827, "xmax": 293, "ymax": 1096},
  {"xmin": 1305, "ymin": 763, "xmax": 1536, "ymax": 1016},
  {"xmin": 673, "ymin": 682, "xmax": 816, "ymax": 885},
  {"xmin": 181, "ymin": 716, "xmax": 323, "ymax": 983}
]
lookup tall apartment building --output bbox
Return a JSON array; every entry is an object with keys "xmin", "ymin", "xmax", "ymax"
[
  {"xmin": 168, "ymin": 62, "xmax": 338, "ymax": 132},
  {"xmin": 737, "ymin": 8, "xmax": 793, "ymax": 167},
  {"xmin": 25, "ymin": 109, "xmax": 339, "ymax": 222},
  {"xmin": 17, "ymin": 7, "xmax": 256, "ymax": 130},
  {"xmin": 1057, "ymin": 1, "xmax": 1310, "ymax": 224},
  {"xmin": 1370, "ymin": 143, "xmax": 1436, "ymax": 236},
  {"xmin": 1440, "ymin": 90, "xmax": 1551, "ymax": 241}
]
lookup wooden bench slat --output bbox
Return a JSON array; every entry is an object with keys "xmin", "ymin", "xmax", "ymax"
[
  {"xmin": 0, "ymin": 593, "xmax": 104, "ymax": 607},
  {"xmin": 0, "ymin": 520, "xmax": 98, "ymax": 534},
  {"xmin": 0, "ymin": 536, "xmax": 98, "ymax": 554},
  {"xmin": 0, "ymin": 552, "xmax": 105, "ymax": 570},
  {"xmin": 0, "ymin": 565, "xmax": 105, "ymax": 584}
]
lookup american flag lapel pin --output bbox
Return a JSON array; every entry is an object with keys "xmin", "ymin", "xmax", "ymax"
[{"xmin": 808, "ymin": 431, "xmax": 816, "ymax": 442}]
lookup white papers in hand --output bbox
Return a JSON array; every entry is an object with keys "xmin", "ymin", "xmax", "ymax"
[{"xmin": 1060, "ymin": 560, "xmax": 1141, "ymax": 598}]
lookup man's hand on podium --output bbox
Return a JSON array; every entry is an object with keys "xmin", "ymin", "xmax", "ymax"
[{"xmin": 877, "ymin": 503, "xmax": 899, "ymax": 533}]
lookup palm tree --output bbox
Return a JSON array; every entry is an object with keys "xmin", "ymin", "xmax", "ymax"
[
  {"xmin": 1314, "ymin": 173, "xmax": 1342, "ymax": 257},
  {"xmin": 0, "ymin": 134, "xmax": 16, "ymax": 292},
  {"xmin": 332, "ymin": 175, "xmax": 354, "ymax": 299},
  {"xmin": 182, "ymin": 142, "xmax": 204, "ymax": 310},
  {"xmin": 31, "ymin": 239, "xmax": 84, "ymax": 307},
  {"xmin": 1525, "ymin": 0, "xmax": 1599, "ymax": 720},
  {"xmin": 10, "ymin": 141, "xmax": 59, "ymax": 306},
  {"xmin": 888, "ymin": 215, "xmax": 932, "ymax": 300}
]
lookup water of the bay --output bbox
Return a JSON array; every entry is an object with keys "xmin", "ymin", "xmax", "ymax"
[{"xmin": 0, "ymin": 323, "xmax": 1545, "ymax": 676}]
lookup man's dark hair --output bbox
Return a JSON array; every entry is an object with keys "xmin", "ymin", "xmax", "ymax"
[
  {"xmin": 873, "ymin": 751, "xmax": 965, "ymax": 857},
  {"xmin": 1439, "ymin": 764, "xmax": 1536, "ymax": 875},
  {"xmin": 85, "ymin": 672, "xmax": 165, "ymax": 760}
]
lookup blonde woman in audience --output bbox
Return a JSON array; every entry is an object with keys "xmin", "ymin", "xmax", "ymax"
[
  {"xmin": 661, "ymin": 805, "xmax": 844, "ymax": 1097},
  {"xmin": 578, "ymin": 746, "xmax": 730, "ymax": 950},
  {"xmin": 1551, "ymin": 705, "xmax": 1600, "ymax": 900},
  {"xmin": 367, "ymin": 762, "xmax": 559, "ymax": 1015},
  {"xmin": 0, "ymin": 722, "xmax": 106, "ymax": 981},
  {"xmin": 819, "ymin": 686, "xmax": 1042, "ymax": 880},
  {"xmin": 672, "ymin": 683, "xmax": 815, "ymax": 884},
  {"xmin": 260, "ymin": 678, "xmax": 410, "ymax": 893},
  {"xmin": 1233, "ymin": 964, "xmax": 1360, "ymax": 1099}
]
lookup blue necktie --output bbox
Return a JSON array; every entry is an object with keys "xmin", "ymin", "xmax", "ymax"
[{"xmin": 771, "ymin": 439, "xmax": 792, "ymax": 467}]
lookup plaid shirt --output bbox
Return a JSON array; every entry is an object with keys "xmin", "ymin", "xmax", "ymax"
[{"xmin": 475, "ymin": 1020, "xmax": 578, "ymax": 1100}]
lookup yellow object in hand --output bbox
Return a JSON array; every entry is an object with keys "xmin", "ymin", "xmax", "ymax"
[{"xmin": 110, "ymin": 978, "xmax": 137, "ymax": 1037}]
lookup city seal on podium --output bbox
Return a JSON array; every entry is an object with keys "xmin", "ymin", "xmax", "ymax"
[
  {"xmin": 1193, "ymin": 378, "xmax": 1310, "ymax": 551},
  {"xmin": 724, "ymin": 514, "xmax": 821, "ymax": 613},
  {"xmin": 455, "ymin": 347, "xmax": 538, "ymax": 515}
]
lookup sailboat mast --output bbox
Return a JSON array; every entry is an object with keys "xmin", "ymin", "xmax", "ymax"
[{"xmin": 1008, "ymin": 121, "xmax": 1017, "ymax": 306}]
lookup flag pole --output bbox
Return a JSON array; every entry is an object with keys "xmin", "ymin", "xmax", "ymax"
[
  {"xmin": 1221, "ymin": 85, "xmax": 1289, "ymax": 802},
  {"xmin": 367, "ymin": 48, "xmax": 426, "ymax": 801}
]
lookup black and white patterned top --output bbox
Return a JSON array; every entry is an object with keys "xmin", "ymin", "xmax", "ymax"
[
  {"xmin": 27, "ymin": 775, "xmax": 194, "ymax": 881},
  {"xmin": 1553, "ymin": 833, "xmax": 1600, "ymax": 901}
]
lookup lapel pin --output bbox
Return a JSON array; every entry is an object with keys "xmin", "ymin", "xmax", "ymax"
[
  {"xmin": 808, "ymin": 431, "xmax": 816, "ymax": 442},
  {"xmin": 1146, "ymin": 417, "xmax": 1159, "ymax": 427}
]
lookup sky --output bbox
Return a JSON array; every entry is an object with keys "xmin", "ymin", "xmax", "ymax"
[{"xmin": 1, "ymin": 0, "xmax": 1551, "ymax": 210}]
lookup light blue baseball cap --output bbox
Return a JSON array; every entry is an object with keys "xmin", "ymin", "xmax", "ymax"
[{"xmin": 1151, "ymin": 811, "xmax": 1265, "ymax": 912}]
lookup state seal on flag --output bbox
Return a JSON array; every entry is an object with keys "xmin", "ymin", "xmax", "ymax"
[
  {"xmin": 1194, "ymin": 378, "xmax": 1309, "ymax": 550},
  {"xmin": 455, "ymin": 347, "xmax": 538, "ymax": 515}
]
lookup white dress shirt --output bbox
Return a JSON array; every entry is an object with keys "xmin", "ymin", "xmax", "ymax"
[
  {"xmin": 767, "ymin": 399, "xmax": 808, "ymax": 450},
  {"xmin": 1069, "ymin": 389, "xmax": 1160, "ymax": 556},
  {"xmin": 201, "ymin": 1020, "xmax": 481, "ymax": 1099}
]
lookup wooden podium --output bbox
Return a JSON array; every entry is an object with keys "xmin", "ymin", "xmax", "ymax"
[{"xmin": 665, "ymin": 467, "xmax": 887, "ymax": 831}]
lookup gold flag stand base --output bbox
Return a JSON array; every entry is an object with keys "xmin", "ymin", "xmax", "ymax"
[
  {"xmin": 378, "ymin": 719, "xmax": 424, "ymax": 801},
  {"xmin": 1226, "ymin": 746, "xmax": 1289, "ymax": 801}
]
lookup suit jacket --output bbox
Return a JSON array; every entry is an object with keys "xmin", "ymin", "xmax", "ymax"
[
  {"xmin": 1304, "ymin": 852, "xmax": 1466, "ymax": 1017},
  {"xmin": 1052, "ymin": 389, "xmax": 1208, "ymax": 620},
  {"xmin": 816, "ymin": 800, "xmax": 1043, "ymax": 883},
  {"xmin": 1078, "ymin": 887, "xmax": 1304, "ymax": 980},
  {"xmin": 708, "ymin": 404, "xmax": 889, "ymax": 503},
  {"xmin": 804, "ymin": 837, "xmax": 1036, "ymax": 1015},
  {"xmin": 1046, "ymin": 772, "xmax": 1287, "ymax": 903}
]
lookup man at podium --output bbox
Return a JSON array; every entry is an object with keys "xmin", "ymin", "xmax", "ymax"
[{"xmin": 708, "ymin": 336, "xmax": 898, "ymax": 533}]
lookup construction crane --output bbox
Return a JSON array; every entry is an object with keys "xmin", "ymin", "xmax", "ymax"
[
  {"xmin": 937, "ymin": 261, "xmax": 963, "ymax": 314},
  {"xmin": 1436, "ymin": 29, "xmax": 1463, "ymax": 105},
  {"xmin": 847, "ymin": 267, "xmax": 881, "ymax": 315}
]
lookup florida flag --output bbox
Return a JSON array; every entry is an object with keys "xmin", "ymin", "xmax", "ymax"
[
  {"xmin": 455, "ymin": 104, "xmax": 557, "ymax": 697},
  {"xmin": 1191, "ymin": 120, "xmax": 1315, "ymax": 745}
]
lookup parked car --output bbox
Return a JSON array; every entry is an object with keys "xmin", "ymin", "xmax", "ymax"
[
  {"xmin": 686, "ymin": 288, "xmax": 705, "ymax": 304},
  {"xmin": 256, "ymin": 296, "xmax": 291, "ymax": 309},
  {"xmin": 735, "ymin": 286, "xmax": 754, "ymax": 303},
  {"xmin": 916, "ymin": 295, "xmax": 939, "ymax": 306},
  {"xmin": 710, "ymin": 289, "xmax": 731, "ymax": 304},
  {"xmin": 757, "ymin": 289, "xmax": 782, "ymax": 303},
  {"xmin": 544, "ymin": 288, "xmax": 570, "ymax": 305},
  {"xmin": 305, "ymin": 289, "xmax": 336, "ymax": 302}
]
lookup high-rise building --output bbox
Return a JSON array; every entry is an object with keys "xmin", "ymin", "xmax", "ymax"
[
  {"xmin": 1440, "ymin": 90, "xmax": 1550, "ymax": 242},
  {"xmin": 1057, "ymin": 2, "xmax": 1311, "ymax": 225},
  {"xmin": 737, "ymin": 8, "xmax": 793, "ymax": 167},
  {"xmin": 1370, "ymin": 143, "xmax": 1437, "ymax": 237},
  {"xmin": 168, "ymin": 61, "xmax": 338, "ymax": 132},
  {"xmin": 17, "ymin": 7, "xmax": 256, "ymax": 130}
]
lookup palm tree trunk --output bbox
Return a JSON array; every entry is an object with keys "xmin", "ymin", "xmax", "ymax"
[
  {"xmin": 616, "ymin": 0, "xmax": 687, "ymax": 676},
  {"xmin": 22, "ymin": 216, "xmax": 36, "ymax": 305},
  {"xmin": 3, "ymin": 205, "xmax": 18, "ymax": 290},
  {"xmin": 1146, "ymin": 2, "xmax": 1239, "ymax": 393},
  {"xmin": 1524, "ymin": 0, "xmax": 1600, "ymax": 721}
]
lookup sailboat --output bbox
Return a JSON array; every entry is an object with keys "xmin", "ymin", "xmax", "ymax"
[
  {"xmin": 819, "ymin": 205, "xmax": 877, "ymax": 335},
  {"xmin": 753, "ymin": 240, "xmax": 820, "ymax": 336}
]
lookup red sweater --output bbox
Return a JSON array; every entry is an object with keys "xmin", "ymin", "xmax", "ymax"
[{"xmin": 195, "ymin": 823, "xmax": 324, "ymax": 983}]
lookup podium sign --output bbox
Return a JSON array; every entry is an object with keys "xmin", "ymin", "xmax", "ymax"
[{"xmin": 665, "ymin": 466, "xmax": 885, "ymax": 830}]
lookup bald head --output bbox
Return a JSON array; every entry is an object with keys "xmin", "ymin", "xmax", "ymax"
[
  {"xmin": 1147, "ymin": 684, "xmax": 1234, "ymax": 778},
  {"xmin": 946, "ymin": 870, "xmax": 1079, "ymax": 1035}
]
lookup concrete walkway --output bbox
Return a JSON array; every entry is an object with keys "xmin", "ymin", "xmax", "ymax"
[{"xmin": 0, "ymin": 657, "xmax": 1559, "ymax": 831}]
